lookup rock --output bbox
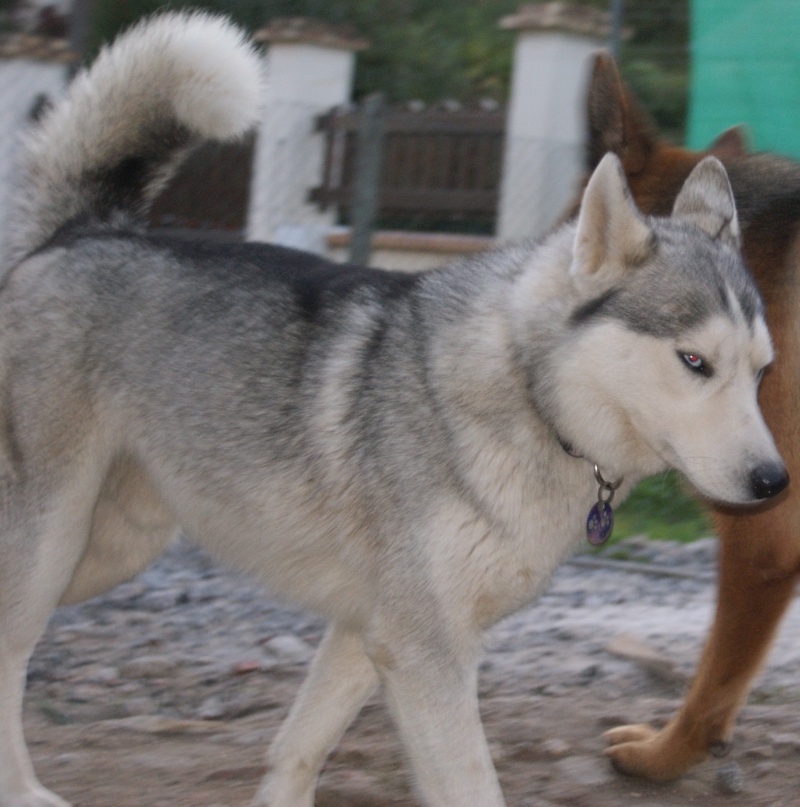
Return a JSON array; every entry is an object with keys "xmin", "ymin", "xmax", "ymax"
[
  {"xmin": 262, "ymin": 634, "xmax": 314, "ymax": 664},
  {"xmin": 86, "ymin": 702, "xmax": 132, "ymax": 722},
  {"xmin": 539, "ymin": 738, "xmax": 571, "ymax": 760},
  {"xmin": 118, "ymin": 696, "xmax": 158, "ymax": 716},
  {"xmin": 197, "ymin": 696, "xmax": 227, "ymax": 720},
  {"xmin": 51, "ymin": 752, "xmax": 93, "ymax": 767},
  {"xmin": 85, "ymin": 666, "xmax": 121, "ymax": 683},
  {"xmin": 716, "ymin": 761, "xmax": 745, "ymax": 795},
  {"xmin": 553, "ymin": 755, "xmax": 615, "ymax": 787},
  {"xmin": 767, "ymin": 732, "xmax": 800, "ymax": 752},
  {"xmin": 118, "ymin": 655, "xmax": 177, "ymax": 679},
  {"xmin": 105, "ymin": 715, "xmax": 225, "ymax": 735},
  {"xmin": 204, "ymin": 765, "xmax": 266, "ymax": 782},
  {"xmin": 231, "ymin": 659, "xmax": 262, "ymax": 675},
  {"xmin": 138, "ymin": 590, "xmax": 184, "ymax": 612},
  {"xmin": 66, "ymin": 685, "xmax": 106, "ymax": 704},
  {"xmin": 752, "ymin": 761, "xmax": 777, "ymax": 778},
  {"xmin": 605, "ymin": 633, "xmax": 685, "ymax": 685}
]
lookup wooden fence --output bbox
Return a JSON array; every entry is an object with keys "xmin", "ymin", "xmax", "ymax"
[
  {"xmin": 310, "ymin": 105, "xmax": 506, "ymax": 232},
  {"xmin": 148, "ymin": 134, "xmax": 255, "ymax": 240}
]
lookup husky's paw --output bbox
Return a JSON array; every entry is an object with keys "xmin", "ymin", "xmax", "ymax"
[
  {"xmin": 603, "ymin": 723, "xmax": 704, "ymax": 782},
  {"xmin": 251, "ymin": 779, "xmax": 314, "ymax": 807}
]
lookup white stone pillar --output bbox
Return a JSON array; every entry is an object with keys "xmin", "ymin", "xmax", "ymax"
[
  {"xmin": 497, "ymin": 3, "xmax": 608, "ymax": 242},
  {"xmin": 246, "ymin": 19, "xmax": 367, "ymax": 249},
  {"xmin": 0, "ymin": 36, "xmax": 71, "ymax": 247}
]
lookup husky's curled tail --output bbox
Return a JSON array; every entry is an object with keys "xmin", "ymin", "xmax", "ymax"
[{"xmin": 5, "ymin": 12, "xmax": 263, "ymax": 269}]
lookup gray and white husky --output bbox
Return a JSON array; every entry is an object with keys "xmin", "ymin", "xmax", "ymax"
[{"xmin": 0, "ymin": 13, "xmax": 788, "ymax": 807}]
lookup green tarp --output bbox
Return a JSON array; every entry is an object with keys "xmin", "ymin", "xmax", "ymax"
[{"xmin": 688, "ymin": 0, "xmax": 800, "ymax": 158}]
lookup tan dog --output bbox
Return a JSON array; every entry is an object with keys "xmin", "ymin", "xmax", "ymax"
[{"xmin": 586, "ymin": 52, "xmax": 800, "ymax": 781}]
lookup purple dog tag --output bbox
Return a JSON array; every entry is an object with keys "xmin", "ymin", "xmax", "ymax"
[{"xmin": 586, "ymin": 500, "xmax": 613, "ymax": 546}]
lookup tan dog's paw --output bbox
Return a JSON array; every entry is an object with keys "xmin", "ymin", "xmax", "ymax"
[
  {"xmin": 603, "ymin": 723, "xmax": 658, "ymax": 747},
  {"xmin": 603, "ymin": 722, "xmax": 703, "ymax": 782},
  {"xmin": 604, "ymin": 724, "xmax": 670, "ymax": 781}
]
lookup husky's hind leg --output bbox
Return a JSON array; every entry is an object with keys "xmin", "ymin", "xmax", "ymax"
[
  {"xmin": 0, "ymin": 643, "xmax": 70, "ymax": 807},
  {"xmin": 0, "ymin": 457, "xmax": 176, "ymax": 807},
  {"xmin": 0, "ymin": 513, "xmax": 89, "ymax": 807},
  {"xmin": 254, "ymin": 623, "xmax": 379, "ymax": 807},
  {"xmin": 59, "ymin": 456, "xmax": 177, "ymax": 605},
  {"xmin": 0, "ymin": 640, "xmax": 70, "ymax": 807},
  {"xmin": 0, "ymin": 603, "xmax": 71, "ymax": 807}
]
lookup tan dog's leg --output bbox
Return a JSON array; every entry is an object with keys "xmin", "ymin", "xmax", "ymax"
[{"xmin": 605, "ymin": 509, "xmax": 799, "ymax": 780}]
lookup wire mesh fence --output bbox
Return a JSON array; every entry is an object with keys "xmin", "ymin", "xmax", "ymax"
[{"xmin": 0, "ymin": 1, "xmax": 693, "ymax": 248}]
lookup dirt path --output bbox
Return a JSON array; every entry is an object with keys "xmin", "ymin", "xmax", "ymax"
[{"xmin": 23, "ymin": 539, "xmax": 800, "ymax": 806}]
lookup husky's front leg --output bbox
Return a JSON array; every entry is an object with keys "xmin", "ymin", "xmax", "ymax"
[
  {"xmin": 254, "ymin": 623, "xmax": 379, "ymax": 807},
  {"xmin": 378, "ymin": 640, "xmax": 505, "ymax": 807}
]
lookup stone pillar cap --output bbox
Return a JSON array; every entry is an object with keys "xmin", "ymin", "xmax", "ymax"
[
  {"xmin": 254, "ymin": 18, "xmax": 369, "ymax": 51},
  {"xmin": 500, "ymin": 2, "xmax": 611, "ymax": 38},
  {"xmin": 0, "ymin": 33, "xmax": 74, "ymax": 62}
]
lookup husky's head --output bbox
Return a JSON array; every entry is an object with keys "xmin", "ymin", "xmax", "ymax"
[{"xmin": 551, "ymin": 153, "xmax": 788, "ymax": 505}]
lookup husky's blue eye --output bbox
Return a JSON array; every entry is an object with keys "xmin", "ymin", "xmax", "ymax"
[{"xmin": 680, "ymin": 352, "xmax": 709, "ymax": 376}]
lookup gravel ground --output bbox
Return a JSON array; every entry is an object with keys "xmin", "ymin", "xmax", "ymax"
[{"xmin": 22, "ymin": 536, "xmax": 800, "ymax": 806}]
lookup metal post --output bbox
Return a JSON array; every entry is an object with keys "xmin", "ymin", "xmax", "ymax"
[
  {"xmin": 609, "ymin": 0, "xmax": 624, "ymax": 59},
  {"xmin": 67, "ymin": 0, "xmax": 93, "ymax": 77},
  {"xmin": 349, "ymin": 93, "xmax": 386, "ymax": 266}
]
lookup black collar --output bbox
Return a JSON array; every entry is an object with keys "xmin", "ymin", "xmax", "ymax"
[{"xmin": 557, "ymin": 435, "xmax": 583, "ymax": 459}]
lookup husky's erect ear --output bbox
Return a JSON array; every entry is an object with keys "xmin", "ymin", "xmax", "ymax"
[
  {"xmin": 571, "ymin": 153, "xmax": 653, "ymax": 288},
  {"xmin": 671, "ymin": 156, "xmax": 740, "ymax": 249}
]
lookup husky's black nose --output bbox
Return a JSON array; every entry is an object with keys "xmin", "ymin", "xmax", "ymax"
[{"xmin": 750, "ymin": 463, "xmax": 790, "ymax": 499}]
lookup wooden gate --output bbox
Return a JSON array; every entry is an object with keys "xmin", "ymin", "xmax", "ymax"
[{"xmin": 311, "ymin": 105, "xmax": 506, "ymax": 232}]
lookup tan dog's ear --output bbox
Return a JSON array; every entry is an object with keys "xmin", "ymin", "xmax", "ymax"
[
  {"xmin": 586, "ymin": 52, "xmax": 626, "ymax": 166},
  {"xmin": 571, "ymin": 153, "xmax": 654, "ymax": 290},
  {"xmin": 586, "ymin": 51, "xmax": 655, "ymax": 174},
  {"xmin": 672, "ymin": 157, "xmax": 740, "ymax": 249},
  {"xmin": 708, "ymin": 125, "xmax": 749, "ymax": 161}
]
